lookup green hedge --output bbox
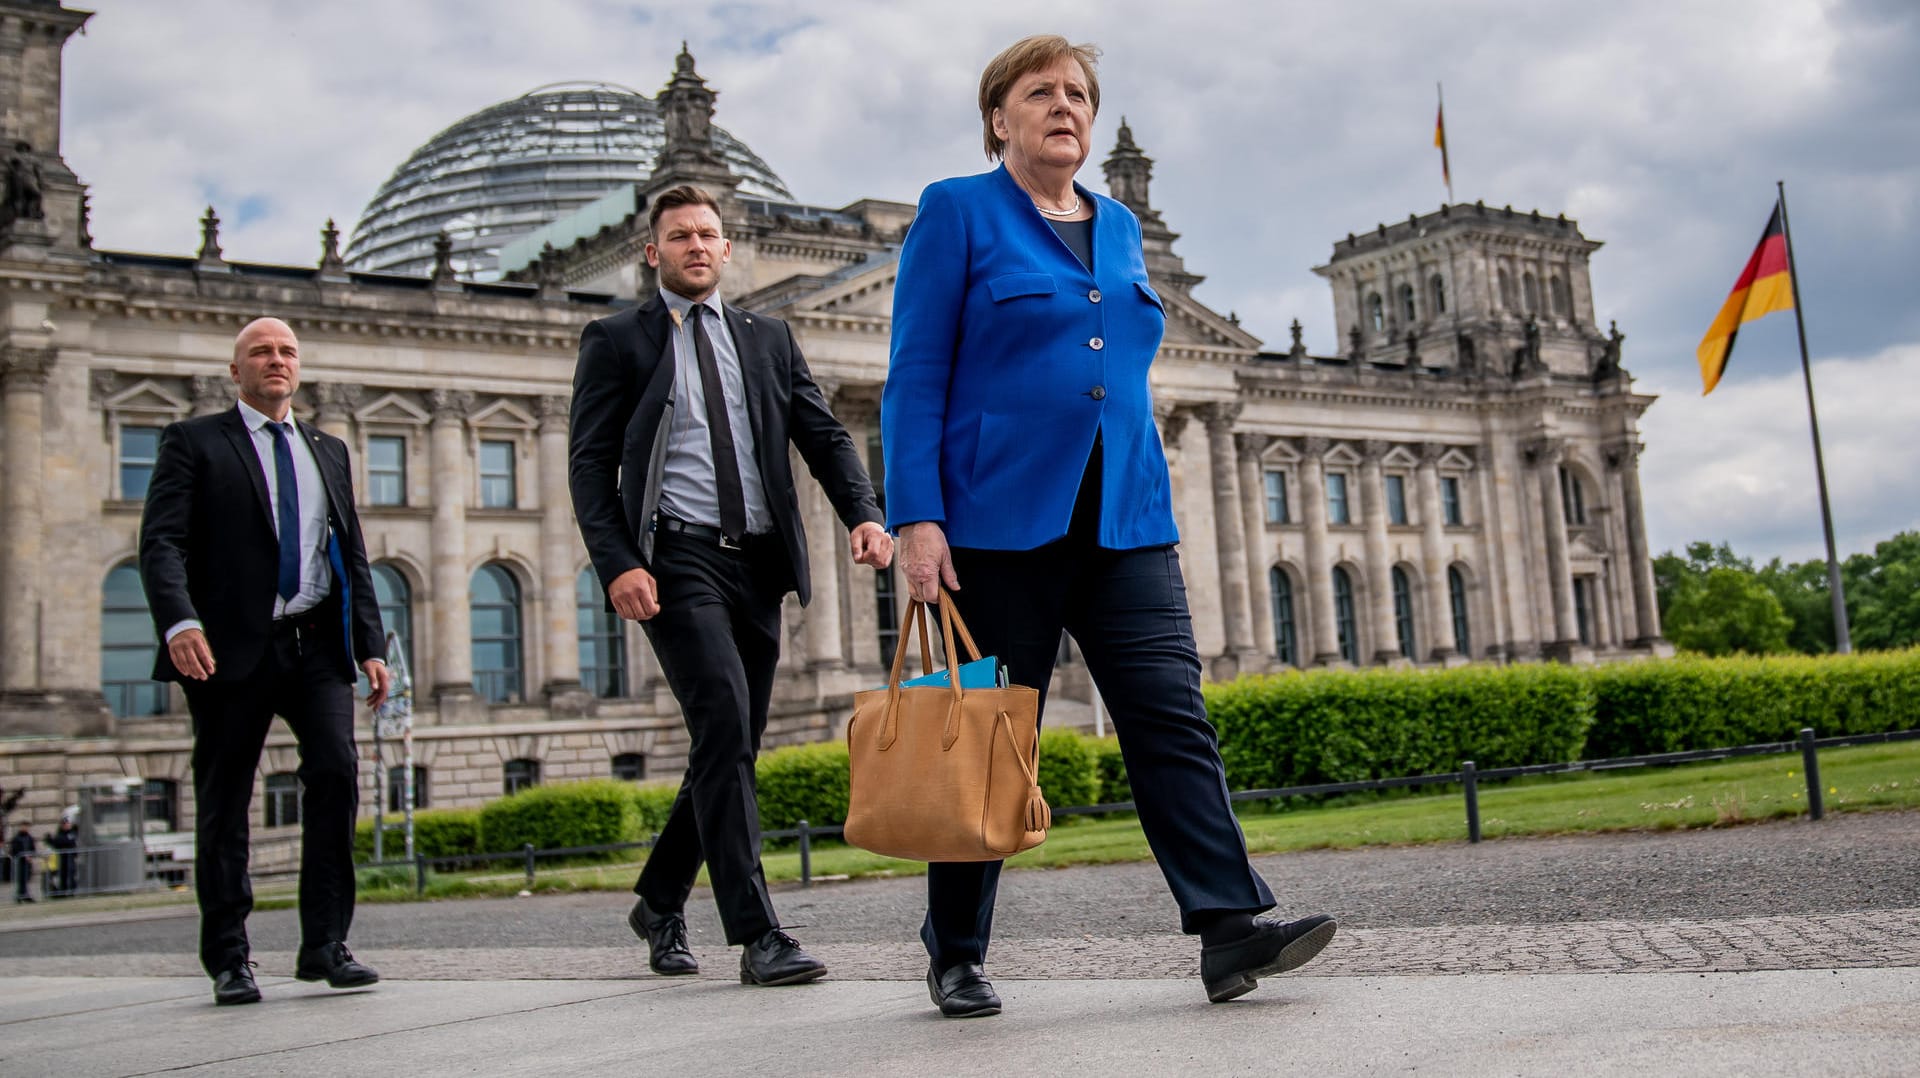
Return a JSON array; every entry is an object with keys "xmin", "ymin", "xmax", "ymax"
[
  {"xmin": 1587, "ymin": 648, "xmax": 1920, "ymax": 758},
  {"xmin": 756, "ymin": 741, "xmax": 851, "ymax": 831},
  {"xmin": 1036, "ymin": 728, "xmax": 1101, "ymax": 811},
  {"xmin": 1209, "ymin": 664, "xmax": 1593, "ymax": 791},
  {"xmin": 355, "ymin": 807, "xmax": 482, "ymax": 863},
  {"xmin": 631, "ymin": 781, "xmax": 680, "ymax": 835},
  {"xmin": 477, "ymin": 779, "xmax": 640, "ymax": 853},
  {"xmin": 1089, "ymin": 736, "xmax": 1131, "ymax": 805}
]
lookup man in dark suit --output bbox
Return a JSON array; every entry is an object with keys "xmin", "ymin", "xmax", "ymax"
[
  {"xmin": 570, "ymin": 184, "xmax": 891, "ymax": 986},
  {"xmin": 140, "ymin": 316, "xmax": 390, "ymax": 1006}
]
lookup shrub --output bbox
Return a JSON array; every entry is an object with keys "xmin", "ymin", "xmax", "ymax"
[
  {"xmin": 756, "ymin": 741, "xmax": 851, "ymax": 830},
  {"xmin": 1036, "ymin": 728, "xmax": 1101, "ymax": 810},
  {"xmin": 477, "ymin": 779, "xmax": 641, "ymax": 853},
  {"xmin": 1588, "ymin": 648, "xmax": 1920, "ymax": 757},
  {"xmin": 1209, "ymin": 664, "xmax": 1593, "ymax": 791},
  {"xmin": 630, "ymin": 781, "xmax": 680, "ymax": 836},
  {"xmin": 355, "ymin": 807, "xmax": 483, "ymax": 864},
  {"xmin": 1089, "ymin": 736, "xmax": 1131, "ymax": 805}
]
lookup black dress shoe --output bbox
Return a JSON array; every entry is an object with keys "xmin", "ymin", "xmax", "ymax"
[
  {"xmin": 293, "ymin": 941, "xmax": 380, "ymax": 989},
  {"xmin": 628, "ymin": 897, "xmax": 698, "ymax": 976},
  {"xmin": 738, "ymin": 929, "xmax": 827, "ymax": 986},
  {"xmin": 1200, "ymin": 914, "xmax": 1338, "ymax": 1003},
  {"xmin": 212, "ymin": 963, "xmax": 262, "ymax": 1006},
  {"xmin": 928, "ymin": 960, "xmax": 1002, "ymax": 1018}
]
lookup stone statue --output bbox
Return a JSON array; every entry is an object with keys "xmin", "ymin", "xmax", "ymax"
[
  {"xmin": 1594, "ymin": 320, "xmax": 1624, "ymax": 378},
  {"xmin": 2, "ymin": 141, "xmax": 44, "ymax": 226}
]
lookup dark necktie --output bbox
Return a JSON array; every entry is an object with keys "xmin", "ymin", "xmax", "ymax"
[
  {"xmin": 687, "ymin": 303, "xmax": 748, "ymax": 541},
  {"xmin": 268, "ymin": 421, "xmax": 301, "ymax": 600}
]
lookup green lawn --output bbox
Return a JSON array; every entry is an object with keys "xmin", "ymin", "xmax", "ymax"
[{"xmin": 351, "ymin": 740, "xmax": 1920, "ymax": 903}]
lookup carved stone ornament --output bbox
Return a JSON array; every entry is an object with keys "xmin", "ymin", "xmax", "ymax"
[
  {"xmin": 1361, "ymin": 438, "xmax": 1392, "ymax": 464},
  {"xmin": 197, "ymin": 205, "xmax": 223, "ymax": 263},
  {"xmin": 1419, "ymin": 441, "xmax": 1449, "ymax": 465},
  {"xmin": 1234, "ymin": 431, "xmax": 1268, "ymax": 461},
  {"xmin": 0, "ymin": 345, "xmax": 56, "ymax": 388},
  {"xmin": 1201, "ymin": 401, "xmax": 1244, "ymax": 432},
  {"xmin": 427, "ymin": 388, "xmax": 475, "ymax": 420},
  {"xmin": 1301, "ymin": 435, "xmax": 1332, "ymax": 459},
  {"xmin": 1, "ymin": 141, "xmax": 45, "ymax": 227}
]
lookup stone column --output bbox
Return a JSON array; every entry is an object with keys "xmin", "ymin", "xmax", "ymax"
[
  {"xmin": 1236, "ymin": 432, "xmax": 1275, "ymax": 665},
  {"xmin": 1529, "ymin": 438, "xmax": 1582, "ymax": 659},
  {"xmin": 1155, "ymin": 401, "xmax": 1189, "ymax": 532},
  {"xmin": 427, "ymin": 390, "xmax": 475, "ymax": 698},
  {"xmin": 309, "ymin": 382, "xmax": 360, "ymax": 443},
  {"xmin": 799, "ymin": 384, "xmax": 845, "ymax": 670},
  {"xmin": 1611, "ymin": 440, "xmax": 1663, "ymax": 644},
  {"xmin": 537, "ymin": 395, "xmax": 584, "ymax": 702},
  {"xmin": 1416, "ymin": 442, "xmax": 1457, "ymax": 660},
  {"xmin": 839, "ymin": 394, "xmax": 882, "ymax": 669},
  {"xmin": 0, "ymin": 347, "xmax": 53, "ymax": 692},
  {"xmin": 190, "ymin": 374, "xmax": 231, "ymax": 418},
  {"xmin": 1298, "ymin": 437, "xmax": 1341, "ymax": 665},
  {"xmin": 1359, "ymin": 440, "xmax": 1399, "ymax": 664},
  {"xmin": 1203, "ymin": 404, "xmax": 1256, "ymax": 672}
]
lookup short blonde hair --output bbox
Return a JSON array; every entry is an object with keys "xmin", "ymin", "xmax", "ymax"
[{"xmin": 977, "ymin": 35, "xmax": 1101, "ymax": 161}]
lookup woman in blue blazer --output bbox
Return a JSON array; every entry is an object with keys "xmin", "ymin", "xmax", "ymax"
[{"xmin": 881, "ymin": 35, "xmax": 1337, "ymax": 1018}]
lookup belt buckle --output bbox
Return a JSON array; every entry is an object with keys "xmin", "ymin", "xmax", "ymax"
[{"xmin": 718, "ymin": 533, "xmax": 743, "ymax": 551}]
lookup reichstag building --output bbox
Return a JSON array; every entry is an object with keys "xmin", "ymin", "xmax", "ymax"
[{"xmin": 0, "ymin": 3, "xmax": 1665, "ymax": 856}]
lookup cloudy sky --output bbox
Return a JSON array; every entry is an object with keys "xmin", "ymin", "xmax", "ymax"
[{"xmin": 59, "ymin": 0, "xmax": 1919, "ymax": 564}]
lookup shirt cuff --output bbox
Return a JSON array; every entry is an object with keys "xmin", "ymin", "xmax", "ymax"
[{"xmin": 163, "ymin": 619, "xmax": 202, "ymax": 643}]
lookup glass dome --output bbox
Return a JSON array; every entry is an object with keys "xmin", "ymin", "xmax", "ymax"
[{"xmin": 345, "ymin": 82, "xmax": 792, "ymax": 281}]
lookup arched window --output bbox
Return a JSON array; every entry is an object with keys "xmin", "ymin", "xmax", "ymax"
[
  {"xmin": 471, "ymin": 564, "xmax": 524, "ymax": 703},
  {"xmin": 386, "ymin": 765, "xmax": 429, "ymax": 812},
  {"xmin": 1367, "ymin": 292, "xmax": 1385, "ymax": 332},
  {"xmin": 1498, "ymin": 269, "xmax": 1516, "ymax": 310},
  {"xmin": 1332, "ymin": 568, "xmax": 1359, "ymax": 664},
  {"xmin": 1392, "ymin": 567, "xmax": 1417, "ymax": 660},
  {"xmin": 1448, "ymin": 566, "xmax": 1472, "ymax": 658},
  {"xmin": 1550, "ymin": 274, "xmax": 1570, "ymax": 318},
  {"xmin": 371, "ymin": 564, "xmax": 413, "ymax": 674},
  {"xmin": 1523, "ymin": 272, "xmax": 1540, "ymax": 313},
  {"xmin": 613, "ymin": 753, "xmax": 647, "ymax": 782},
  {"xmin": 1430, "ymin": 274, "xmax": 1447, "ymax": 315},
  {"xmin": 1269, "ymin": 567, "xmax": 1297, "ymax": 667},
  {"xmin": 264, "ymin": 772, "xmax": 301, "ymax": 828},
  {"xmin": 1399, "ymin": 283, "xmax": 1417, "ymax": 323},
  {"xmin": 869, "ymin": 426, "xmax": 900, "ymax": 662},
  {"xmin": 503, "ymin": 757, "xmax": 540, "ymax": 795},
  {"xmin": 577, "ymin": 568, "xmax": 627, "ymax": 698},
  {"xmin": 101, "ymin": 562, "xmax": 166, "ymax": 718}
]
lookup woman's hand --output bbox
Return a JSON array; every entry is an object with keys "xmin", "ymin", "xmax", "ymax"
[{"xmin": 897, "ymin": 521, "xmax": 960, "ymax": 603}]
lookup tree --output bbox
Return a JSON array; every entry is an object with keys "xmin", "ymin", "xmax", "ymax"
[
  {"xmin": 1844, "ymin": 531, "xmax": 1920, "ymax": 651},
  {"xmin": 1663, "ymin": 566, "xmax": 1794, "ymax": 656},
  {"xmin": 1756, "ymin": 557, "xmax": 1834, "ymax": 655}
]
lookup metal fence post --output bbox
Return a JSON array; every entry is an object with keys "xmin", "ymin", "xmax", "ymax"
[
  {"xmin": 1462, "ymin": 760, "xmax": 1481, "ymax": 844},
  {"xmin": 523, "ymin": 843, "xmax": 537, "ymax": 887},
  {"xmin": 414, "ymin": 852, "xmax": 427, "ymax": 896},
  {"xmin": 1799, "ymin": 727, "xmax": 1824, "ymax": 821},
  {"xmin": 798, "ymin": 820, "xmax": 812, "ymax": 888}
]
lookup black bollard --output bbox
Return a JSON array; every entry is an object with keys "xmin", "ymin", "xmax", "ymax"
[
  {"xmin": 1799, "ymin": 728, "xmax": 1824, "ymax": 821},
  {"xmin": 798, "ymin": 820, "xmax": 812, "ymax": 888},
  {"xmin": 1462, "ymin": 760, "xmax": 1481, "ymax": 844}
]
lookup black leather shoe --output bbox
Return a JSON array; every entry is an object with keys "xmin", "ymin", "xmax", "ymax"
[
  {"xmin": 293, "ymin": 942, "xmax": 380, "ymax": 989},
  {"xmin": 738, "ymin": 929, "xmax": 827, "ymax": 986},
  {"xmin": 1200, "ymin": 914, "xmax": 1338, "ymax": 1003},
  {"xmin": 928, "ymin": 960, "xmax": 1002, "ymax": 1018},
  {"xmin": 628, "ymin": 897, "xmax": 698, "ymax": 975},
  {"xmin": 212, "ymin": 962, "xmax": 262, "ymax": 1006}
]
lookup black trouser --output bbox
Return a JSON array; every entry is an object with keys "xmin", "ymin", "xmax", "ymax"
[
  {"xmin": 924, "ymin": 445, "xmax": 1276, "ymax": 968},
  {"xmin": 183, "ymin": 598, "xmax": 358, "ymax": 977},
  {"xmin": 636, "ymin": 530, "xmax": 788, "ymax": 945}
]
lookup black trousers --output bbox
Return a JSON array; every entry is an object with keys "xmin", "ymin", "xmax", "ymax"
[
  {"xmin": 635, "ymin": 531, "xmax": 788, "ymax": 945},
  {"xmin": 182, "ymin": 599, "xmax": 358, "ymax": 976},
  {"xmin": 924, "ymin": 447, "xmax": 1276, "ymax": 968}
]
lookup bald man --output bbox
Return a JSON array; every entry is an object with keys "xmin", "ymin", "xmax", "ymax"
[{"xmin": 140, "ymin": 317, "xmax": 389, "ymax": 1006}]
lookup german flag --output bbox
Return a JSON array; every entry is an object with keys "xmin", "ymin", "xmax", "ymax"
[
  {"xmin": 1697, "ymin": 203, "xmax": 1794, "ymax": 394},
  {"xmin": 1434, "ymin": 101, "xmax": 1451, "ymax": 192}
]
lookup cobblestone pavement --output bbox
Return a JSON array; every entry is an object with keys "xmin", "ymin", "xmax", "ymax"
[{"xmin": 3, "ymin": 811, "xmax": 1916, "ymax": 982}]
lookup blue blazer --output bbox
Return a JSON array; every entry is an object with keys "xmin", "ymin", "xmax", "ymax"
[{"xmin": 881, "ymin": 164, "xmax": 1179, "ymax": 551}]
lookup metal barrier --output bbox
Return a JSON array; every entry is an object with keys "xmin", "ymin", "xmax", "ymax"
[
  {"xmin": 4, "ymin": 840, "xmax": 180, "ymax": 901},
  {"xmin": 356, "ymin": 725, "xmax": 1919, "ymax": 893}
]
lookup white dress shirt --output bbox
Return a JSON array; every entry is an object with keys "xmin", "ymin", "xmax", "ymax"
[{"xmin": 164, "ymin": 401, "xmax": 332, "ymax": 642}]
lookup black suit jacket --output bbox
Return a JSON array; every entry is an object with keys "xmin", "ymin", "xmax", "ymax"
[
  {"xmin": 138, "ymin": 408, "xmax": 385, "ymax": 684},
  {"xmin": 569, "ymin": 292, "xmax": 882, "ymax": 607}
]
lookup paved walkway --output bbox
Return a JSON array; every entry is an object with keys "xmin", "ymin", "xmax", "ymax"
[{"xmin": 2, "ymin": 812, "xmax": 1917, "ymax": 1075}]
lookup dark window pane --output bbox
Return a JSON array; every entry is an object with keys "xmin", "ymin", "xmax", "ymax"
[{"xmin": 1386, "ymin": 475, "xmax": 1408, "ymax": 526}]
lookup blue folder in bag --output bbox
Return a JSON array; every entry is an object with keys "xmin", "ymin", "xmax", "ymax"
[{"xmin": 897, "ymin": 656, "xmax": 1007, "ymax": 690}]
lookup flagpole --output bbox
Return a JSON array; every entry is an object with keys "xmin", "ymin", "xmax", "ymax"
[{"xmin": 1775, "ymin": 179, "xmax": 1852, "ymax": 653}]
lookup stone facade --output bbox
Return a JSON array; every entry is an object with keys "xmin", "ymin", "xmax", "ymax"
[{"xmin": 0, "ymin": 6, "xmax": 1663, "ymax": 861}]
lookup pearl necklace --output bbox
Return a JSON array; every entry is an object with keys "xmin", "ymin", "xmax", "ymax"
[{"xmin": 1033, "ymin": 194, "xmax": 1081, "ymax": 218}]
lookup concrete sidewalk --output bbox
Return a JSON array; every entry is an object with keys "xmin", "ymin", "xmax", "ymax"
[{"xmin": 4, "ymin": 967, "xmax": 1916, "ymax": 1077}]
